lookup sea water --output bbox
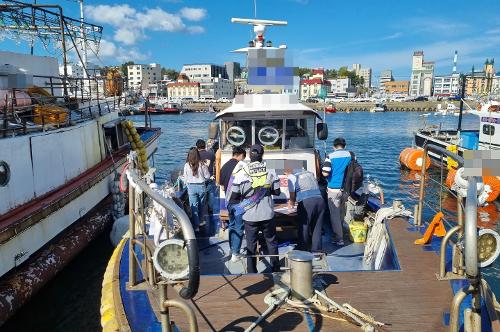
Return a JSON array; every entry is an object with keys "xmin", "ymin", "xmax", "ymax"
[{"xmin": 4, "ymin": 111, "xmax": 499, "ymax": 331}]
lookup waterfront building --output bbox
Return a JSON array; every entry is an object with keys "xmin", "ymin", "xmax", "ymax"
[
  {"xmin": 180, "ymin": 63, "xmax": 228, "ymax": 81},
  {"xmin": 234, "ymin": 78, "xmax": 248, "ymax": 94},
  {"xmin": 224, "ymin": 62, "xmax": 241, "ymax": 81},
  {"xmin": 379, "ymin": 70, "xmax": 393, "ymax": 94},
  {"xmin": 327, "ymin": 77, "xmax": 351, "ymax": 96},
  {"xmin": 382, "ymin": 80, "xmax": 409, "ymax": 96},
  {"xmin": 167, "ymin": 81, "xmax": 200, "ymax": 99},
  {"xmin": 198, "ymin": 77, "xmax": 234, "ymax": 99},
  {"xmin": 410, "ymin": 51, "xmax": 434, "ymax": 97},
  {"xmin": 127, "ymin": 63, "xmax": 161, "ymax": 91},
  {"xmin": 59, "ymin": 62, "xmax": 101, "ymax": 78},
  {"xmin": 311, "ymin": 68, "xmax": 325, "ymax": 80},
  {"xmin": 300, "ymin": 77, "xmax": 330, "ymax": 100},
  {"xmin": 492, "ymin": 74, "xmax": 500, "ymax": 95},
  {"xmin": 359, "ymin": 68, "xmax": 372, "ymax": 88},
  {"xmin": 433, "ymin": 73, "xmax": 460, "ymax": 97},
  {"xmin": 465, "ymin": 59, "xmax": 495, "ymax": 96},
  {"xmin": 351, "ymin": 64, "xmax": 371, "ymax": 88}
]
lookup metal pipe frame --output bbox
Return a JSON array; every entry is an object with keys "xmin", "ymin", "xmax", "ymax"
[
  {"xmin": 464, "ymin": 176, "xmax": 479, "ymax": 278},
  {"xmin": 439, "ymin": 225, "xmax": 461, "ymax": 279},
  {"xmin": 162, "ymin": 299, "xmax": 198, "ymax": 332},
  {"xmin": 449, "ymin": 285, "xmax": 473, "ymax": 331}
]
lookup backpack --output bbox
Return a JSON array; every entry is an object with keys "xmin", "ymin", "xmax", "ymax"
[{"xmin": 342, "ymin": 151, "xmax": 363, "ymax": 195}]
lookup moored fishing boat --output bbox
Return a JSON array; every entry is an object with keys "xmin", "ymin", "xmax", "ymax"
[
  {"xmin": 0, "ymin": 2, "xmax": 161, "ymax": 325},
  {"xmin": 101, "ymin": 16, "xmax": 500, "ymax": 332}
]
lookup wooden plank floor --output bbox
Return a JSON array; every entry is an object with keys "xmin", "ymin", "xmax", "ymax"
[{"xmin": 152, "ymin": 217, "xmax": 453, "ymax": 331}]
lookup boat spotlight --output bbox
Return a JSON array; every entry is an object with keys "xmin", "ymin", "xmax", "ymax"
[
  {"xmin": 152, "ymin": 239, "xmax": 190, "ymax": 280},
  {"xmin": 478, "ymin": 229, "xmax": 500, "ymax": 268}
]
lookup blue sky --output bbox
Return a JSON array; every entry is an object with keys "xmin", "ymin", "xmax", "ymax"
[{"xmin": 4, "ymin": 0, "xmax": 500, "ymax": 81}]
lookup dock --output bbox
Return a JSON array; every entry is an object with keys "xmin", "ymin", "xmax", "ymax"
[{"xmin": 109, "ymin": 216, "xmax": 455, "ymax": 331}]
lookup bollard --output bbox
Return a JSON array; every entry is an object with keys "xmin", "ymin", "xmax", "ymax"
[{"xmin": 288, "ymin": 250, "xmax": 314, "ymax": 301}]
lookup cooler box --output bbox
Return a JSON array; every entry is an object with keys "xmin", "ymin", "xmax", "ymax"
[{"xmin": 460, "ymin": 132, "xmax": 479, "ymax": 150}]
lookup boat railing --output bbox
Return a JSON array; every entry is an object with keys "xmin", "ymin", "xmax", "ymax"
[
  {"xmin": 125, "ymin": 154, "xmax": 199, "ymax": 332},
  {"xmin": 0, "ymin": 74, "xmax": 132, "ymax": 137},
  {"xmin": 416, "ymin": 144, "xmax": 500, "ymax": 331}
]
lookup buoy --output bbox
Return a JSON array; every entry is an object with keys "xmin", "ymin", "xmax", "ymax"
[
  {"xmin": 446, "ymin": 168, "xmax": 500, "ymax": 202},
  {"xmin": 399, "ymin": 147, "xmax": 431, "ymax": 171}
]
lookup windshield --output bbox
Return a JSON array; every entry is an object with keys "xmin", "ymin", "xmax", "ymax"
[{"xmin": 220, "ymin": 117, "xmax": 315, "ymax": 151}]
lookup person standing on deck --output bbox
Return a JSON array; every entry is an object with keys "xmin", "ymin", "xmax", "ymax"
[
  {"xmin": 229, "ymin": 144, "xmax": 281, "ymax": 273},
  {"xmin": 196, "ymin": 139, "xmax": 218, "ymax": 235},
  {"xmin": 322, "ymin": 137, "xmax": 351, "ymax": 246},
  {"xmin": 287, "ymin": 169, "xmax": 325, "ymax": 253},
  {"xmin": 183, "ymin": 147, "xmax": 210, "ymax": 232},
  {"xmin": 219, "ymin": 146, "xmax": 247, "ymax": 262}
]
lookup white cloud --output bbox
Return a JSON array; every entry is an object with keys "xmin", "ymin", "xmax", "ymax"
[
  {"xmin": 85, "ymin": 4, "xmax": 207, "ymax": 46},
  {"xmin": 92, "ymin": 39, "xmax": 148, "ymax": 63},
  {"xmin": 186, "ymin": 26, "xmax": 205, "ymax": 34},
  {"xmin": 179, "ymin": 7, "xmax": 207, "ymax": 21},
  {"xmin": 380, "ymin": 32, "xmax": 402, "ymax": 41}
]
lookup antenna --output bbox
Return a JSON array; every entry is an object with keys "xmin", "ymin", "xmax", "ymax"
[
  {"xmin": 452, "ymin": 50, "xmax": 458, "ymax": 74},
  {"xmin": 253, "ymin": 0, "xmax": 257, "ymax": 18},
  {"xmin": 231, "ymin": 18, "xmax": 287, "ymax": 47}
]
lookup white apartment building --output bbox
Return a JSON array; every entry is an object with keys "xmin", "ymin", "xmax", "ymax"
[
  {"xmin": 127, "ymin": 63, "xmax": 162, "ymax": 91},
  {"xmin": 359, "ymin": 68, "xmax": 372, "ymax": 88},
  {"xmin": 410, "ymin": 51, "xmax": 435, "ymax": 96},
  {"xmin": 180, "ymin": 64, "xmax": 227, "ymax": 81},
  {"xmin": 492, "ymin": 75, "xmax": 500, "ymax": 95},
  {"xmin": 379, "ymin": 69, "xmax": 393, "ymax": 94},
  {"xmin": 433, "ymin": 73, "xmax": 460, "ymax": 96},
  {"xmin": 59, "ymin": 62, "xmax": 101, "ymax": 78},
  {"xmin": 198, "ymin": 77, "xmax": 234, "ymax": 99},
  {"xmin": 328, "ymin": 77, "xmax": 351, "ymax": 96}
]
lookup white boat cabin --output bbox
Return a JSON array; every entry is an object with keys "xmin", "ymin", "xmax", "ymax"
[{"xmin": 212, "ymin": 93, "xmax": 328, "ymax": 202}]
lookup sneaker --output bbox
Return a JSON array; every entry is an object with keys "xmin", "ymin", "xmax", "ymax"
[{"xmin": 230, "ymin": 254, "xmax": 242, "ymax": 263}]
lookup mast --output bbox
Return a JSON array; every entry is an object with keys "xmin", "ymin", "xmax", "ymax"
[
  {"xmin": 457, "ymin": 74, "xmax": 466, "ymax": 131},
  {"xmin": 79, "ymin": 0, "xmax": 88, "ymax": 79}
]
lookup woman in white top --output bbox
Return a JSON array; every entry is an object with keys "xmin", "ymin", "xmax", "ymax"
[{"xmin": 183, "ymin": 147, "xmax": 210, "ymax": 231}]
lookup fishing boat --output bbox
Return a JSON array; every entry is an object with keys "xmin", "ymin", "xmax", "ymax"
[
  {"xmin": 370, "ymin": 102, "xmax": 386, "ymax": 113},
  {"xmin": 0, "ymin": 2, "xmax": 160, "ymax": 326},
  {"xmin": 325, "ymin": 103, "xmax": 336, "ymax": 113},
  {"xmin": 101, "ymin": 16, "xmax": 500, "ymax": 332},
  {"xmin": 413, "ymin": 100, "xmax": 500, "ymax": 167}
]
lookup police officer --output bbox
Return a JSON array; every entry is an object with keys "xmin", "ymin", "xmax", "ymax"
[
  {"xmin": 287, "ymin": 169, "xmax": 325, "ymax": 253},
  {"xmin": 229, "ymin": 144, "xmax": 281, "ymax": 273}
]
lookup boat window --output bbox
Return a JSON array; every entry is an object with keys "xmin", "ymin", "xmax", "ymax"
[
  {"xmin": 255, "ymin": 119, "xmax": 283, "ymax": 150},
  {"xmin": 222, "ymin": 120, "xmax": 252, "ymax": 150},
  {"xmin": 483, "ymin": 124, "xmax": 495, "ymax": 136},
  {"xmin": 285, "ymin": 118, "xmax": 314, "ymax": 149},
  {"xmin": 0, "ymin": 161, "xmax": 10, "ymax": 186}
]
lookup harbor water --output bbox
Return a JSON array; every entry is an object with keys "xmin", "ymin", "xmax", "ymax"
[{"xmin": 3, "ymin": 111, "xmax": 499, "ymax": 331}]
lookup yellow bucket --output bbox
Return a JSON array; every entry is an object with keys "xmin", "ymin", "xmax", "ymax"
[{"xmin": 349, "ymin": 221, "xmax": 368, "ymax": 243}]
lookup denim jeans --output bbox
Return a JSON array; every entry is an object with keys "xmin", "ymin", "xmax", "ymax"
[
  {"xmin": 187, "ymin": 183, "xmax": 206, "ymax": 230},
  {"xmin": 205, "ymin": 180, "xmax": 219, "ymax": 235},
  {"xmin": 227, "ymin": 204, "xmax": 244, "ymax": 255}
]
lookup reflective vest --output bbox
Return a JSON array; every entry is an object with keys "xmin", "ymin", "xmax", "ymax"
[
  {"xmin": 295, "ymin": 171, "xmax": 321, "ymax": 202},
  {"xmin": 233, "ymin": 162, "xmax": 271, "ymax": 216}
]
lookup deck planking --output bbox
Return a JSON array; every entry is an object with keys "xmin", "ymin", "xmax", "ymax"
[{"xmin": 147, "ymin": 217, "xmax": 453, "ymax": 331}]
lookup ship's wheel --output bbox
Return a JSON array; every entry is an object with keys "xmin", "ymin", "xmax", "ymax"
[
  {"xmin": 258, "ymin": 126, "xmax": 280, "ymax": 146},
  {"xmin": 226, "ymin": 126, "xmax": 246, "ymax": 146}
]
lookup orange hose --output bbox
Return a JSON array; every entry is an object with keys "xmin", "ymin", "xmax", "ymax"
[{"xmin": 399, "ymin": 147, "xmax": 431, "ymax": 171}]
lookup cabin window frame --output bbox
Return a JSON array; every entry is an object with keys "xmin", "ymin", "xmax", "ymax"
[
  {"xmin": 0, "ymin": 160, "xmax": 10, "ymax": 187},
  {"xmin": 482, "ymin": 124, "xmax": 495, "ymax": 136}
]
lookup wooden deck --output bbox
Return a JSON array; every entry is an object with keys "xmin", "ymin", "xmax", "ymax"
[{"xmin": 144, "ymin": 217, "xmax": 454, "ymax": 331}]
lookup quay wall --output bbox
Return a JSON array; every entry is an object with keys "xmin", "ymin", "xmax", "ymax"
[{"xmin": 183, "ymin": 101, "xmax": 462, "ymax": 112}]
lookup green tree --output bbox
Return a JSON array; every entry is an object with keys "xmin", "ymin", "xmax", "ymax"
[
  {"xmin": 120, "ymin": 61, "xmax": 134, "ymax": 77},
  {"xmin": 325, "ymin": 69, "xmax": 337, "ymax": 79},
  {"xmin": 294, "ymin": 67, "xmax": 311, "ymax": 77},
  {"xmin": 161, "ymin": 67, "xmax": 179, "ymax": 80},
  {"xmin": 338, "ymin": 66, "xmax": 350, "ymax": 78}
]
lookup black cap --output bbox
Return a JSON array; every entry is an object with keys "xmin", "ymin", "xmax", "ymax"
[
  {"xmin": 232, "ymin": 146, "xmax": 246, "ymax": 155},
  {"xmin": 333, "ymin": 137, "xmax": 346, "ymax": 147},
  {"xmin": 250, "ymin": 144, "xmax": 264, "ymax": 156},
  {"xmin": 195, "ymin": 139, "xmax": 206, "ymax": 149}
]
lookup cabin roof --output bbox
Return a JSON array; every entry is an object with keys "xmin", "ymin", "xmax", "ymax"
[{"xmin": 214, "ymin": 94, "xmax": 322, "ymax": 119}]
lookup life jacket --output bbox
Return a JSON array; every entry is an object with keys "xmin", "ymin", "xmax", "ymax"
[
  {"xmin": 244, "ymin": 161, "xmax": 270, "ymax": 189},
  {"xmin": 233, "ymin": 162, "xmax": 272, "ymax": 216},
  {"xmin": 295, "ymin": 171, "xmax": 321, "ymax": 202}
]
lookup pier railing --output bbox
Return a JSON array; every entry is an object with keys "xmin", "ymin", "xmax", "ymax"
[
  {"xmin": 125, "ymin": 154, "xmax": 199, "ymax": 332},
  {"xmin": 415, "ymin": 144, "xmax": 498, "ymax": 331}
]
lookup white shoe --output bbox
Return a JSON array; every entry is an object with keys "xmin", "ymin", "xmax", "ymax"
[{"xmin": 231, "ymin": 254, "xmax": 242, "ymax": 263}]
